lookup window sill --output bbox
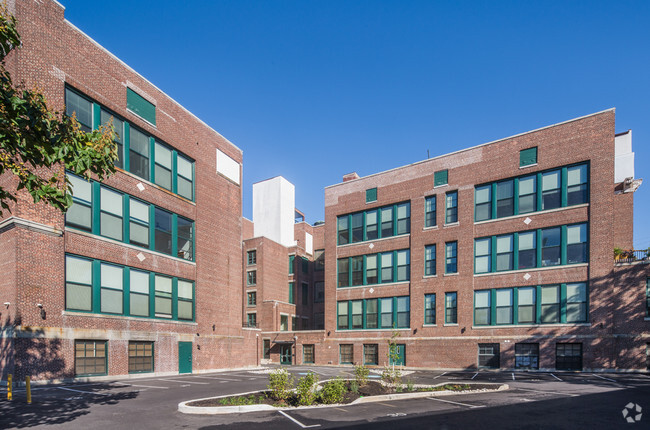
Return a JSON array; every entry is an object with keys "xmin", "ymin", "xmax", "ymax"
[
  {"xmin": 473, "ymin": 203, "xmax": 588, "ymax": 225},
  {"xmin": 423, "ymin": 275, "xmax": 437, "ymax": 279},
  {"xmin": 519, "ymin": 163, "xmax": 538, "ymax": 169},
  {"xmin": 423, "ymin": 225, "xmax": 438, "ymax": 231},
  {"xmin": 443, "ymin": 273, "xmax": 459, "ymax": 277},
  {"xmin": 62, "ymin": 311, "xmax": 197, "ymax": 325},
  {"xmin": 422, "ymin": 324, "xmax": 437, "ymax": 327},
  {"xmin": 443, "ymin": 323, "xmax": 458, "ymax": 327},
  {"xmin": 433, "ymin": 184, "xmax": 448, "ymax": 189},
  {"xmin": 473, "ymin": 263, "xmax": 588, "ymax": 277},
  {"xmin": 444, "ymin": 222, "xmax": 459, "ymax": 228},
  {"xmin": 337, "ymin": 233, "xmax": 410, "ymax": 248},
  {"xmin": 65, "ymin": 228, "xmax": 197, "ymax": 266}
]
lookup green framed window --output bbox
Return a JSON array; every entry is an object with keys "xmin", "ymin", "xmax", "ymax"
[
  {"xmin": 65, "ymin": 87, "xmax": 92, "ymax": 132},
  {"xmin": 496, "ymin": 288, "xmax": 513, "ymax": 324},
  {"xmin": 75, "ymin": 340, "xmax": 107, "ymax": 376},
  {"xmin": 67, "ymin": 175, "xmax": 93, "ymax": 232},
  {"xmin": 566, "ymin": 282, "xmax": 587, "ymax": 323},
  {"xmin": 424, "ymin": 293, "xmax": 436, "ymax": 325},
  {"xmin": 434, "ymin": 169, "xmax": 448, "ymax": 187},
  {"xmin": 339, "ymin": 344, "xmax": 354, "ymax": 364},
  {"xmin": 474, "ymin": 163, "xmax": 589, "ymax": 222},
  {"xmin": 366, "ymin": 187, "xmax": 377, "ymax": 203},
  {"xmin": 247, "ymin": 271, "xmax": 256, "ymax": 286},
  {"xmin": 247, "ymin": 291, "xmax": 256, "ymax": 306},
  {"xmin": 520, "ymin": 147, "xmax": 537, "ymax": 167},
  {"xmin": 289, "ymin": 255, "xmax": 295, "ymax": 274},
  {"xmin": 337, "ymin": 249, "xmax": 410, "ymax": 288},
  {"xmin": 540, "ymin": 285, "xmax": 560, "ymax": 323},
  {"xmin": 445, "ymin": 242, "xmax": 457, "ymax": 274},
  {"xmin": 303, "ymin": 344, "xmax": 315, "ymax": 364},
  {"xmin": 129, "ymin": 127, "xmax": 150, "ymax": 180},
  {"xmin": 337, "ymin": 296, "xmax": 410, "ymax": 330},
  {"xmin": 127, "ymin": 87, "xmax": 156, "ymax": 125},
  {"xmin": 425, "ymin": 245, "xmax": 436, "ymax": 276},
  {"xmin": 474, "ymin": 223, "xmax": 588, "ymax": 274},
  {"xmin": 289, "ymin": 282, "xmax": 295, "ymax": 304},
  {"xmin": 425, "ymin": 195, "xmax": 436, "ymax": 227},
  {"xmin": 129, "ymin": 341, "xmax": 154, "ymax": 374},
  {"xmin": 301, "ymin": 257, "xmax": 309, "ymax": 274},
  {"xmin": 176, "ymin": 155, "xmax": 194, "ymax": 200},
  {"xmin": 65, "ymin": 255, "xmax": 195, "ymax": 322},
  {"xmin": 154, "ymin": 142, "xmax": 173, "ymax": 191},
  {"xmin": 364, "ymin": 344, "xmax": 378, "ymax": 365},
  {"xmin": 517, "ymin": 287, "xmax": 535, "ymax": 324},
  {"xmin": 66, "ymin": 173, "xmax": 195, "ymax": 261},
  {"xmin": 337, "ymin": 202, "xmax": 411, "ymax": 246},
  {"xmin": 445, "ymin": 292, "xmax": 457, "ymax": 324},
  {"xmin": 247, "ymin": 313, "xmax": 257, "ymax": 327},
  {"xmin": 474, "ymin": 290, "xmax": 490, "ymax": 325},
  {"xmin": 445, "ymin": 191, "xmax": 458, "ymax": 224},
  {"xmin": 280, "ymin": 315, "xmax": 289, "ymax": 331},
  {"xmin": 101, "ymin": 108, "xmax": 124, "ymax": 169},
  {"xmin": 302, "ymin": 283, "xmax": 309, "ymax": 305}
]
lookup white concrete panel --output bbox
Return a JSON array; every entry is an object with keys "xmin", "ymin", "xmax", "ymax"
[
  {"xmin": 253, "ymin": 177, "xmax": 295, "ymax": 247},
  {"xmin": 216, "ymin": 149, "xmax": 240, "ymax": 185},
  {"xmin": 305, "ymin": 232, "xmax": 313, "ymax": 255},
  {"xmin": 615, "ymin": 131, "xmax": 634, "ymax": 183}
]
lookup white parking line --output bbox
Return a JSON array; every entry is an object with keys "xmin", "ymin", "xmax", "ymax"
[
  {"xmin": 433, "ymin": 372, "xmax": 447, "ymax": 379},
  {"xmin": 515, "ymin": 387, "xmax": 579, "ymax": 397},
  {"xmin": 591, "ymin": 374, "xmax": 617, "ymax": 383},
  {"xmin": 191, "ymin": 376, "xmax": 242, "ymax": 382},
  {"xmin": 57, "ymin": 387, "xmax": 110, "ymax": 396},
  {"xmin": 511, "ymin": 373, "xmax": 515, "ymax": 381},
  {"xmin": 428, "ymin": 397, "xmax": 485, "ymax": 408},
  {"xmin": 160, "ymin": 379, "xmax": 209, "ymax": 385},
  {"xmin": 113, "ymin": 382, "xmax": 169, "ymax": 389},
  {"xmin": 278, "ymin": 410, "xmax": 321, "ymax": 428},
  {"xmin": 550, "ymin": 373, "xmax": 562, "ymax": 381},
  {"xmin": 471, "ymin": 372, "xmax": 479, "ymax": 380}
]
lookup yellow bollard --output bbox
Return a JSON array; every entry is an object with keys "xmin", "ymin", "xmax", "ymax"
[
  {"xmin": 7, "ymin": 374, "xmax": 12, "ymax": 401},
  {"xmin": 26, "ymin": 376, "xmax": 31, "ymax": 404}
]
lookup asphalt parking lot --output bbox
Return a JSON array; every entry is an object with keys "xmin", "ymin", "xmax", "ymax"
[{"xmin": 1, "ymin": 367, "xmax": 649, "ymax": 429}]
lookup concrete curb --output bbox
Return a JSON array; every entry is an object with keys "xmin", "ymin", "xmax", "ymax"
[{"xmin": 178, "ymin": 383, "xmax": 508, "ymax": 415}]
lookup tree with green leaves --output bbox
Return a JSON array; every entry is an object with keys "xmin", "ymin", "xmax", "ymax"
[{"xmin": 0, "ymin": 4, "xmax": 116, "ymax": 215}]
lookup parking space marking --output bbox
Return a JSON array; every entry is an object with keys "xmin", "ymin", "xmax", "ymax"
[
  {"xmin": 433, "ymin": 372, "xmax": 447, "ymax": 379},
  {"xmin": 549, "ymin": 373, "xmax": 562, "ymax": 381},
  {"xmin": 511, "ymin": 373, "xmax": 515, "ymax": 381},
  {"xmin": 160, "ymin": 379, "xmax": 209, "ymax": 385},
  {"xmin": 428, "ymin": 397, "xmax": 485, "ymax": 408},
  {"xmin": 57, "ymin": 387, "xmax": 111, "ymax": 396},
  {"xmin": 515, "ymin": 388, "xmax": 578, "ymax": 397},
  {"xmin": 333, "ymin": 407, "xmax": 349, "ymax": 413},
  {"xmin": 591, "ymin": 374, "xmax": 617, "ymax": 383},
  {"xmin": 471, "ymin": 372, "xmax": 479, "ymax": 380},
  {"xmin": 278, "ymin": 410, "xmax": 321, "ymax": 428},
  {"xmin": 191, "ymin": 376, "xmax": 242, "ymax": 382},
  {"xmin": 113, "ymin": 382, "xmax": 169, "ymax": 389},
  {"xmin": 377, "ymin": 402, "xmax": 396, "ymax": 408}
]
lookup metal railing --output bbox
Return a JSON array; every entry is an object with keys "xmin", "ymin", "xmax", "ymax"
[{"xmin": 614, "ymin": 250, "xmax": 650, "ymax": 264}]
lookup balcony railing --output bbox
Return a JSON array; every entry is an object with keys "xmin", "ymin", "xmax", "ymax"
[{"xmin": 614, "ymin": 250, "xmax": 650, "ymax": 264}]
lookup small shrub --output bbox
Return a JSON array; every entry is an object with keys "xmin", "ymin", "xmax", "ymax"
[
  {"xmin": 296, "ymin": 371, "xmax": 319, "ymax": 406},
  {"xmin": 320, "ymin": 377, "xmax": 347, "ymax": 404},
  {"xmin": 406, "ymin": 379, "xmax": 414, "ymax": 392},
  {"xmin": 268, "ymin": 368, "xmax": 294, "ymax": 402},
  {"xmin": 354, "ymin": 364, "xmax": 369, "ymax": 386},
  {"xmin": 349, "ymin": 380, "xmax": 359, "ymax": 394},
  {"xmin": 395, "ymin": 385, "xmax": 403, "ymax": 393},
  {"xmin": 381, "ymin": 365, "xmax": 402, "ymax": 385}
]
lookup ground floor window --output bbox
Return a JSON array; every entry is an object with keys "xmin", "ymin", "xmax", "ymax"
[
  {"xmin": 303, "ymin": 344, "xmax": 315, "ymax": 364},
  {"xmin": 364, "ymin": 344, "xmax": 378, "ymax": 365},
  {"xmin": 75, "ymin": 340, "xmax": 107, "ymax": 376},
  {"xmin": 515, "ymin": 343, "xmax": 539, "ymax": 369},
  {"xmin": 478, "ymin": 343, "xmax": 500, "ymax": 369},
  {"xmin": 263, "ymin": 339, "xmax": 271, "ymax": 359},
  {"xmin": 340, "ymin": 344, "xmax": 354, "ymax": 364},
  {"xmin": 129, "ymin": 341, "xmax": 154, "ymax": 373},
  {"xmin": 556, "ymin": 343, "xmax": 582, "ymax": 370}
]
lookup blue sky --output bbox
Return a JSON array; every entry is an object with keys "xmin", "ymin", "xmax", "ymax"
[{"xmin": 61, "ymin": 0, "xmax": 650, "ymax": 249}]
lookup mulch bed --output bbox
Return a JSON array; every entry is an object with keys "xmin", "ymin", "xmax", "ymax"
[{"xmin": 187, "ymin": 381, "xmax": 497, "ymax": 408}]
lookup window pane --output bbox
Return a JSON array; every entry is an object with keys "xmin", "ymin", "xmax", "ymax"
[
  {"xmin": 177, "ymin": 217, "xmax": 194, "ymax": 260},
  {"xmin": 518, "ymin": 287, "xmax": 535, "ymax": 305},
  {"xmin": 101, "ymin": 288, "xmax": 123, "ymax": 314},
  {"xmin": 101, "ymin": 264, "xmax": 123, "ymax": 290},
  {"xmin": 154, "ymin": 164, "xmax": 172, "ymax": 190},
  {"xmin": 542, "ymin": 170, "xmax": 561, "ymax": 210},
  {"xmin": 178, "ymin": 176, "xmax": 193, "ymax": 200},
  {"xmin": 129, "ymin": 128, "xmax": 150, "ymax": 180},
  {"xmin": 337, "ymin": 216, "xmax": 349, "ymax": 245},
  {"xmin": 178, "ymin": 301, "xmax": 193, "ymax": 320},
  {"xmin": 130, "ymin": 270, "xmax": 149, "ymax": 293},
  {"xmin": 381, "ymin": 252, "xmax": 393, "ymax": 282},
  {"xmin": 381, "ymin": 207, "xmax": 393, "ymax": 237},
  {"xmin": 178, "ymin": 280, "xmax": 193, "ymax": 299},
  {"xmin": 496, "ymin": 180, "xmax": 514, "ymax": 217},
  {"xmin": 101, "ymin": 213, "xmax": 122, "ymax": 241},
  {"xmin": 129, "ymin": 199, "xmax": 149, "ymax": 222},
  {"xmin": 66, "ymin": 283, "xmax": 92, "ymax": 311},
  {"xmin": 154, "ymin": 209, "xmax": 172, "ymax": 255},
  {"xmin": 101, "ymin": 110, "xmax": 123, "ymax": 144},
  {"xmin": 66, "ymin": 256, "xmax": 92, "ymax": 284},
  {"xmin": 155, "ymin": 275, "xmax": 172, "ymax": 293},
  {"xmin": 475, "ymin": 290, "xmax": 490, "ymax": 307},
  {"xmin": 66, "ymin": 89, "xmax": 92, "ymax": 129},
  {"xmin": 178, "ymin": 155, "xmax": 192, "ymax": 179},
  {"xmin": 100, "ymin": 187, "xmax": 123, "ymax": 216},
  {"xmin": 155, "ymin": 297, "xmax": 172, "ymax": 316},
  {"xmin": 155, "ymin": 142, "xmax": 172, "ymax": 169},
  {"xmin": 68, "ymin": 175, "xmax": 92, "ymax": 202},
  {"xmin": 130, "ymin": 293, "xmax": 149, "ymax": 317}
]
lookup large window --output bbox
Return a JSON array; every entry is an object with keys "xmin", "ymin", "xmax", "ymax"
[
  {"xmin": 337, "ymin": 296, "xmax": 410, "ymax": 330},
  {"xmin": 474, "ymin": 290, "xmax": 490, "ymax": 326},
  {"xmin": 425, "ymin": 245, "xmax": 436, "ymax": 276},
  {"xmin": 340, "ymin": 344, "xmax": 354, "ymax": 364},
  {"xmin": 364, "ymin": 344, "xmax": 378, "ymax": 365},
  {"xmin": 425, "ymin": 196, "xmax": 436, "ymax": 227},
  {"xmin": 66, "ymin": 174, "xmax": 195, "ymax": 260},
  {"xmin": 247, "ymin": 271, "xmax": 257, "ymax": 286},
  {"xmin": 247, "ymin": 250, "xmax": 257, "ymax": 266},
  {"xmin": 517, "ymin": 287, "xmax": 535, "ymax": 324},
  {"xmin": 474, "ymin": 163, "xmax": 589, "ymax": 222},
  {"xmin": 478, "ymin": 343, "xmax": 500, "ymax": 369},
  {"xmin": 65, "ymin": 88, "xmax": 92, "ymax": 132},
  {"xmin": 337, "ymin": 249, "xmax": 410, "ymax": 287},
  {"xmin": 314, "ymin": 249, "xmax": 324, "ymax": 271},
  {"xmin": 129, "ymin": 127, "xmax": 150, "ymax": 180},
  {"xmin": 101, "ymin": 109, "xmax": 124, "ymax": 168},
  {"xmin": 556, "ymin": 343, "xmax": 582, "ymax": 370},
  {"xmin": 289, "ymin": 282, "xmax": 295, "ymax": 304},
  {"xmin": 337, "ymin": 202, "xmax": 411, "ymax": 245},
  {"xmin": 424, "ymin": 294, "xmax": 436, "ymax": 325},
  {"xmin": 515, "ymin": 343, "xmax": 539, "ymax": 369},
  {"xmin": 302, "ymin": 283, "xmax": 309, "ymax": 306},
  {"xmin": 303, "ymin": 344, "xmax": 315, "ymax": 364},
  {"xmin": 75, "ymin": 340, "xmax": 106, "ymax": 376},
  {"xmin": 445, "ymin": 292, "xmax": 457, "ymax": 324},
  {"xmin": 540, "ymin": 285, "xmax": 560, "ymax": 323},
  {"xmin": 247, "ymin": 313, "xmax": 257, "ymax": 327},
  {"xmin": 314, "ymin": 281, "xmax": 324, "ymax": 303},
  {"xmin": 566, "ymin": 282, "xmax": 587, "ymax": 323},
  {"xmin": 154, "ymin": 142, "xmax": 173, "ymax": 191},
  {"xmin": 65, "ymin": 255, "xmax": 194, "ymax": 321},
  {"xmin": 129, "ymin": 341, "xmax": 154, "ymax": 373},
  {"xmin": 474, "ymin": 223, "xmax": 588, "ymax": 274},
  {"xmin": 445, "ymin": 191, "xmax": 458, "ymax": 224},
  {"xmin": 495, "ymin": 289, "xmax": 513, "ymax": 324},
  {"xmin": 445, "ymin": 242, "xmax": 457, "ymax": 274},
  {"xmin": 247, "ymin": 291, "xmax": 257, "ymax": 306},
  {"xmin": 176, "ymin": 155, "xmax": 194, "ymax": 200}
]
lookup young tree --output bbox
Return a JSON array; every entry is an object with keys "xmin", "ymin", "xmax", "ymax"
[{"xmin": 0, "ymin": 4, "xmax": 116, "ymax": 215}]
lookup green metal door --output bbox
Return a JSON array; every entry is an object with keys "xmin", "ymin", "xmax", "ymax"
[
  {"xmin": 389, "ymin": 344, "xmax": 406, "ymax": 366},
  {"xmin": 178, "ymin": 341, "xmax": 193, "ymax": 374},
  {"xmin": 280, "ymin": 344, "xmax": 292, "ymax": 365}
]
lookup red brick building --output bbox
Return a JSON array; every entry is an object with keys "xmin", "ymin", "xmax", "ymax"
[{"xmin": 0, "ymin": 0, "xmax": 257, "ymax": 381}]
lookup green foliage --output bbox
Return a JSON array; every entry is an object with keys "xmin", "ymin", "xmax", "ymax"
[
  {"xmin": 354, "ymin": 364, "xmax": 369, "ymax": 386},
  {"xmin": 349, "ymin": 380, "xmax": 359, "ymax": 394},
  {"xmin": 395, "ymin": 385, "xmax": 403, "ymax": 393},
  {"xmin": 267, "ymin": 369, "xmax": 294, "ymax": 402},
  {"xmin": 218, "ymin": 395, "xmax": 257, "ymax": 406},
  {"xmin": 381, "ymin": 365, "xmax": 402, "ymax": 385},
  {"xmin": 319, "ymin": 377, "xmax": 346, "ymax": 404},
  {"xmin": 0, "ymin": 5, "xmax": 116, "ymax": 215},
  {"xmin": 296, "ymin": 371, "xmax": 319, "ymax": 406},
  {"xmin": 406, "ymin": 379, "xmax": 415, "ymax": 392}
]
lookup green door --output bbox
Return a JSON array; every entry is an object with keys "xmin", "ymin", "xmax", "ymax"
[
  {"xmin": 178, "ymin": 341, "xmax": 193, "ymax": 374},
  {"xmin": 280, "ymin": 344, "xmax": 292, "ymax": 365},
  {"xmin": 389, "ymin": 344, "xmax": 406, "ymax": 366}
]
